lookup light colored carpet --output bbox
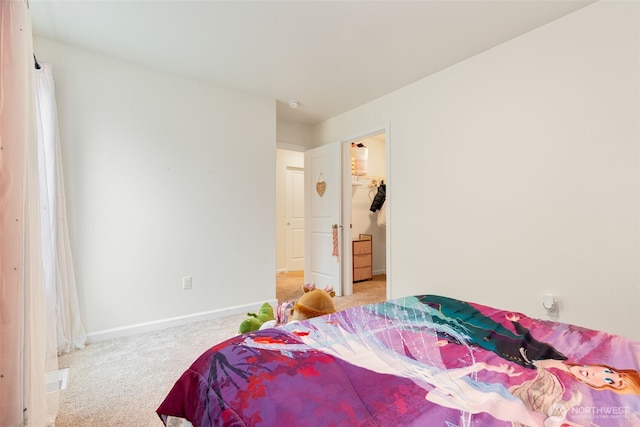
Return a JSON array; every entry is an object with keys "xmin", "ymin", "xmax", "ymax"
[{"xmin": 55, "ymin": 272, "xmax": 386, "ymax": 426}]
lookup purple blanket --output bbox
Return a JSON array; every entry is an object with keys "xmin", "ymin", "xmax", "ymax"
[{"xmin": 157, "ymin": 295, "xmax": 640, "ymax": 426}]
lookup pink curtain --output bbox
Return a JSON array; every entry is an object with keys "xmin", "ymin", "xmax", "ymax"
[{"xmin": 1, "ymin": 1, "xmax": 55, "ymax": 425}]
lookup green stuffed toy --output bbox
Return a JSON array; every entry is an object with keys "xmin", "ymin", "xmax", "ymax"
[{"xmin": 238, "ymin": 302, "xmax": 275, "ymax": 334}]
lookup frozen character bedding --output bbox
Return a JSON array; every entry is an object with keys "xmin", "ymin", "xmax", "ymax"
[{"xmin": 157, "ymin": 295, "xmax": 640, "ymax": 427}]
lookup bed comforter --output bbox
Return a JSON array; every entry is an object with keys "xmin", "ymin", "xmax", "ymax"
[{"xmin": 157, "ymin": 295, "xmax": 640, "ymax": 426}]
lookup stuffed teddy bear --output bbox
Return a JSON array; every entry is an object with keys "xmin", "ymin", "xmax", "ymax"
[
  {"xmin": 260, "ymin": 283, "xmax": 336, "ymax": 329},
  {"xmin": 289, "ymin": 282, "xmax": 336, "ymax": 321},
  {"xmin": 238, "ymin": 283, "xmax": 336, "ymax": 334},
  {"xmin": 237, "ymin": 302, "xmax": 275, "ymax": 334}
]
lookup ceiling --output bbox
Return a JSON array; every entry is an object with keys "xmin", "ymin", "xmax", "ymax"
[{"xmin": 30, "ymin": 0, "xmax": 596, "ymax": 125}]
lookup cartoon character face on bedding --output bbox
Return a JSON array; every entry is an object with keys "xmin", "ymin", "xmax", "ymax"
[
  {"xmin": 536, "ymin": 360, "xmax": 640, "ymax": 395},
  {"xmin": 569, "ymin": 364, "xmax": 623, "ymax": 389}
]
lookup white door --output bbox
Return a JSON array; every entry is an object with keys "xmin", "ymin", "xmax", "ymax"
[
  {"xmin": 304, "ymin": 142, "xmax": 344, "ymax": 295},
  {"xmin": 286, "ymin": 167, "xmax": 305, "ymax": 271}
]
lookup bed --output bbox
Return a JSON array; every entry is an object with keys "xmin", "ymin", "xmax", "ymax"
[{"xmin": 157, "ymin": 295, "xmax": 640, "ymax": 426}]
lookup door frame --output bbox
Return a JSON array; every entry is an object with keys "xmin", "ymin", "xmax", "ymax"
[
  {"xmin": 277, "ymin": 124, "xmax": 391, "ymax": 300},
  {"xmin": 340, "ymin": 123, "xmax": 391, "ymax": 299}
]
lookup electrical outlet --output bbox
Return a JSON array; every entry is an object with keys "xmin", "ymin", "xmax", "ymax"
[{"xmin": 182, "ymin": 276, "xmax": 192, "ymax": 290}]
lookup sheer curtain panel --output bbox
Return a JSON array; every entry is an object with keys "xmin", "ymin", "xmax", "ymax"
[{"xmin": 35, "ymin": 63, "xmax": 86, "ymax": 356}]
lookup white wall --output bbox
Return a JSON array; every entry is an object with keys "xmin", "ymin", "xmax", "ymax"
[
  {"xmin": 313, "ymin": 1, "xmax": 640, "ymax": 340},
  {"xmin": 34, "ymin": 38, "xmax": 276, "ymax": 338},
  {"xmin": 276, "ymin": 119, "xmax": 313, "ymax": 150}
]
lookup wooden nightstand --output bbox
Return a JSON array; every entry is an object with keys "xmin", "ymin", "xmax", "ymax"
[{"xmin": 353, "ymin": 234, "xmax": 373, "ymax": 282}]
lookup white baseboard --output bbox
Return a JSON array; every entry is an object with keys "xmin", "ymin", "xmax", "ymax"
[{"xmin": 86, "ymin": 299, "xmax": 278, "ymax": 343}]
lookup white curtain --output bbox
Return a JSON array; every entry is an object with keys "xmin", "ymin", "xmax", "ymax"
[
  {"xmin": 1, "ymin": 1, "xmax": 85, "ymax": 425},
  {"xmin": 35, "ymin": 63, "xmax": 86, "ymax": 356}
]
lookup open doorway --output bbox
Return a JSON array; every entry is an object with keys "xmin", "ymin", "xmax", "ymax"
[
  {"xmin": 347, "ymin": 132, "xmax": 387, "ymax": 298},
  {"xmin": 275, "ymin": 148, "xmax": 304, "ymax": 274},
  {"xmin": 276, "ymin": 131, "xmax": 388, "ymax": 305}
]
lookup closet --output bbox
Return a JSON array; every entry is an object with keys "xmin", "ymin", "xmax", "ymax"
[{"xmin": 350, "ymin": 133, "xmax": 386, "ymax": 285}]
